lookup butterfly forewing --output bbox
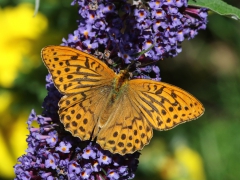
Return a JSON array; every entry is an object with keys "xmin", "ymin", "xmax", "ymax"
[
  {"xmin": 128, "ymin": 79, "xmax": 204, "ymax": 130},
  {"xmin": 41, "ymin": 46, "xmax": 115, "ymax": 94}
]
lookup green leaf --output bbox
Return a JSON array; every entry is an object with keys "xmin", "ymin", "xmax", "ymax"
[{"xmin": 188, "ymin": 0, "xmax": 240, "ymax": 21}]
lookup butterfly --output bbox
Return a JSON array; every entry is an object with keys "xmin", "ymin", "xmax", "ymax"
[{"xmin": 41, "ymin": 46, "xmax": 204, "ymax": 155}]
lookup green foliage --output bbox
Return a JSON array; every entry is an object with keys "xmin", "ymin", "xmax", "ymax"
[{"xmin": 189, "ymin": 0, "xmax": 240, "ymax": 20}]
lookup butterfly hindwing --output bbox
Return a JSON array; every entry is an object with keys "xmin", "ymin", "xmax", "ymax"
[
  {"xmin": 97, "ymin": 91, "xmax": 153, "ymax": 155},
  {"xmin": 59, "ymin": 87, "xmax": 112, "ymax": 141}
]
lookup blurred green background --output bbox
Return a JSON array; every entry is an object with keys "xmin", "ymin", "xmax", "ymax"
[{"xmin": 0, "ymin": 0, "xmax": 240, "ymax": 179}]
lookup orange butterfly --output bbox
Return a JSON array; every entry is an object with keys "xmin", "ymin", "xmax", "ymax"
[{"xmin": 41, "ymin": 46, "xmax": 204, "ymax": 155}]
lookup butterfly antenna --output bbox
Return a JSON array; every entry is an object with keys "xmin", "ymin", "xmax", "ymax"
[
  {"xmin": 126, "ymin": 60, "xmax": 136, "ymax": 71},
  {"xmin": 133, "ymin": 43, "xmax": 155, "ymax": 57},
  {"xmin": 137, "ymin": 59, "xmax": 161, "ymax": 68},
  {"xmin": 126, "ymin": 43, "xmax": 155, "ymax": 70}
]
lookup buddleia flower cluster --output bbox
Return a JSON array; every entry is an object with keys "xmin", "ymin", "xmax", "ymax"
[
  {"xmin": 62, "ymin": 0, "xmax": 208, "ymax": 80},
  {"xmin": 14, "ymin": 0, "xmax": 208, "ymax": 179}
]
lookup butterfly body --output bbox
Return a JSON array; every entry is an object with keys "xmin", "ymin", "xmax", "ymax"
[
  {"xmin": 42, "ymin": 46, "xmax": 204, "ymax": 155},
  {"xmin": 112, "ymin": 70, "xmax": 130, "ymax": 100}
]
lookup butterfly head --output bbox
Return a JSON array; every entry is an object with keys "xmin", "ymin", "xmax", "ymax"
[
  {"xmin": 118, "ymin": 69, "xmax": 130, "ymax": 82},
  {"xmin": 112, "ymin": 70, "xmax": 131, "ymax": 92}
]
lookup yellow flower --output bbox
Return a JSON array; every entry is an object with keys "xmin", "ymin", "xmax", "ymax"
[
  {"xmin": 160, "ymin": 142, "xmax": 206, "ymax": 180},
  {"xmin": 174, "ymin": 144, "xmax": 206, "ymax": 180},
  {"xmin": 0, "ymin": 111, "xmax": 29, "ymax": 178},
  {"xmin": 0, "ymin": 3, "xmax": 48, "ymax": 178},
  {"xmin": 0, "ymin": 3, "xmax": 48, "ymax": 87}
]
